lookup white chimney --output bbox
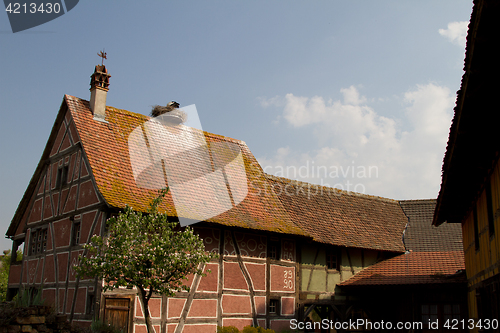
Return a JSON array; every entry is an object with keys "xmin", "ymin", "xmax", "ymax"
[{"xmin": 89, "ymin": 65, "xmax": 111, "ymax": 121}]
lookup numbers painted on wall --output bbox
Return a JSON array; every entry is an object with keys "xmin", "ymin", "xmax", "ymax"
[
  {"xmin": 283, "ymin": 269, "xmax": 293, "ymax": 289},
  {"xmin": 271, "ymin": 265, "xmax": 295, "ymax": 292}
]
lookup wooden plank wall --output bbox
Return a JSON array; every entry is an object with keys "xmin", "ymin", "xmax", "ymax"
[{"xmin": 462, "ymin": 157, "xmax": 500, "ymax": 328}]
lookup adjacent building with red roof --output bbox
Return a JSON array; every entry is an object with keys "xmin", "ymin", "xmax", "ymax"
[{"xmin": 338, "ymin": 199, "xmax": 467, "ymax": 332}]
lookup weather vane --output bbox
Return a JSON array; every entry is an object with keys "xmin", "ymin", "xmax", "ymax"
[{"xmin": 97, "ymin": 49, "xmax": 107, "ymax": 66}]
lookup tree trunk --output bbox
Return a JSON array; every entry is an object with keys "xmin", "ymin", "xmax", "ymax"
[{"xmin": 137, "ymin": 287, "xmax": 155, "ymax": 333}]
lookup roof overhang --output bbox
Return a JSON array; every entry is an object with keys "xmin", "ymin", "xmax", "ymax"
[{"xmin": 433, "ymin": 0, "xmax": 500, "ymax": 226}]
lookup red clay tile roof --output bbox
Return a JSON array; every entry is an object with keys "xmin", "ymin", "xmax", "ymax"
[
  {"xmin": 266, "ymin": 175, "xmax": 407, "ymax": 253},
  {"xmin": 339, "ymin": 251, "xmax": 465, "ymax": 286},
  {"xmin": 8, "ymin": 94, "xmax": 411, "ymax": 254},
  {"xmin": 400, "ymin": 199, "xmax": 463, "ymax": 252},
  {"xmin": 66, "ymin": 95, "xmax": 306, "ymax": 236}
]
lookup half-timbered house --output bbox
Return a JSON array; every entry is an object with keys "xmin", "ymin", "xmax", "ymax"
[
  {"xmin": 433, "ymin": 0, "xmax": 500, "ymax": 330},
  {"xmin": 6, "ymin": 64, "xmax": 434, "ymax": 332}
]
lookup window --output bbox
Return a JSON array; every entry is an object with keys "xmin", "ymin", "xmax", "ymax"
[
  {"xmin": 326, "ymin": 247, "xmax": 340, "ymax": 270},
  {"xmin": 86, "ymin": 293, "xmax": 95, "ymax": 314},
  {"xmin": 268, "ymin": 239, "xmax": 281, "ymax": 260},
  {"xmin": 11, "ymin": 239, "xmax": 24, "ymax": 264},
  {"xmin": 62, "ymin": 165, "xmax": 68, "ymax": 186},
  {"xmin": 269, "ymin": 299, "xmax": 279, "ymax": 315},
  {"xmin": 421, "ymin": 304, "xmax": 462, "ymax": 329},
  {"xmin": 56, "ymin": 164, "xmax": 69, "ymax": 188},
  {"xmin": 71, "ymin": 221, "xmax": 81, "ymax": 246},
  {"xmin": 421, "ymin": 304, "xmax": 438, "ymax": 328},
  {"xmin": 56, "ymin": 168, "xmax": 62, "ymax": 188},
  {"xmin": 473, "ymin": 206, "xmax": 480, "ymax": 251},
  {"xmin": 443, "ymin": 304, "xmax": 461, "ymax": 321},
  {"xmin": 30, "ymin": 228, "xmax": 47, "ymax": 255},
  {"xmin": 6, "ymin": 288, "xmax": 19, "ymax": 302},
  {"xmin": 486, "ymin": 181, "xmax": 495, "ymax": 237}
]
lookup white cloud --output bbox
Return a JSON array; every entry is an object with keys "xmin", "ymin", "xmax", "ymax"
[
  {"xmin": 439, "ymin": 21, "xmax": 468, "ymax": 48},
  {"xmin": 404, "ymin": 84, "xmax": 454, "ymax": 137},
  {"xmin": 258, "ymin": 95, "xmax": 285, "ymax": 108},
  {"xmin": 257, "ymin": 84, "xmax": 454, "ymax": 199},
  {"xmin": 341, "ymin": 85, "xmax": 367, "ymax": 105}
]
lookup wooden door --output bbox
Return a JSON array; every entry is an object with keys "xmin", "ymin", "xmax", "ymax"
[{"xmin": 104, "ymin": 297, "xmax": 130, "ymax": 333}]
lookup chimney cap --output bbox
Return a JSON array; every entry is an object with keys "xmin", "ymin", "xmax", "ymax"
[
  {"xmin": 90, "ymin": 65, "xmax": 111, "ymax": 91},
  {"xmin": 89, "ymin": 64, "xmax": 110, "ymax": 121}
]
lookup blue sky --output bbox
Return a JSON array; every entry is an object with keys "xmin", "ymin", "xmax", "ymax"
[{"xmin": 0, "ymin": 1, "xmax": 473, "ymax": 251}]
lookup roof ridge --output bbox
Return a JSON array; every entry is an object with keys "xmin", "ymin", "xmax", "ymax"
[
  {"xmin": 399, "ymin": 198, "xmax": 436, "ymax": 203},
  {"xmin": 67, "ymin": 95, "xmax": 245, "ymax": 145},
  {"xmin": 265, "ymin": 173, "xmax": 398, "ymax": 203}
]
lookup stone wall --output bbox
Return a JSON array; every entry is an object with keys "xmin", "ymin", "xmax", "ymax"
[{"xmin": 0, "ymin": 306, "xmax": 74, "ymax": 333}]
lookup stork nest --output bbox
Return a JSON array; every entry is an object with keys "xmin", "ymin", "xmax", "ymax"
[{"xmin": 151, "ymin": 105, "xmax": 188, "ymax": 124}]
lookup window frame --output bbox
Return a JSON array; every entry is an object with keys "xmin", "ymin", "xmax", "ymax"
[
  {"xmin": 71, "ymin": 219, "xmax": 81, "ymax": 246},
  {"xmin": 11, "ymin": 238, "xmax": 24, "ymax": 264},
  {"xmin": 421, "ymin": 303, "xmax": 461, "ymax": 328},
  {"xmin": 268, "ymin": 238, "xmax": 281, "ymax": 261},
  {"xmin": 269, "ymin": 298, "xmax": 279, "ymax": 315},
  {"xmin": 56, "ymin": 164, "xmax": 69, "ymax": 189},
  {"xmin": 326, "ymin": 247, "xmax": 340, "ymax": 270},
  {"xmin": 86, "ymin": 292, "xmax": 95, "ymax": 315},
  {"xmin": 30, "ymin": 228, "xmax": 48, "ymax": 256}
]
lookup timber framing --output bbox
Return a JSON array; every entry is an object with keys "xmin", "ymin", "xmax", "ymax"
[{"xmin": 7, "ymin": 67, "xmax": 453, "ymax": 332}]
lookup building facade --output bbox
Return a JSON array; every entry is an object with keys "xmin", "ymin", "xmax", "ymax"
[
  {"xmin": 433, "ymin": 0, "xmax": 500, "ymax": 331},
  {"xmin": 342, "ymin": 200, "xmax": 467, "ymax": 332},
  {"xmin": 6, "ymin": 62, "xmax": 465, "ymax": 332}
]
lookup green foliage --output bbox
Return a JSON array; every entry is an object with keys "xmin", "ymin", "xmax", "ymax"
[
  {"xmin": 0, "ymin": 250, "xmax": 23, "ymax": 302},
  {"xmin": 0, "ymin": 253, "xmax": 9, "ymax": 303},
  {"xmin": 15, "ymin": 287, "xmax": 45, "ymax": 307},
  {"xmin": 76, "ymin": 188, "xmax": 217, "ymax": 295},
  {"xmin": 242, "ymin": 326, "xmax": 276, "ymax": 333},
  {"xmin": 217, "ymin": 326, "xmax": 241, "ymax": 333},
  {"xmin": 76, "ymin": 188, "xmax": 217, "ymax": 333}
]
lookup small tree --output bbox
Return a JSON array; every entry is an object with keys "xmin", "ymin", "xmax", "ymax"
[
  {"xmin": 0, "ymin": 250, "xmax": 22, "ymax": 302},
  {"xmin": 76, "ymin": 188, "xmax": 217, "ymax": 333}
]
